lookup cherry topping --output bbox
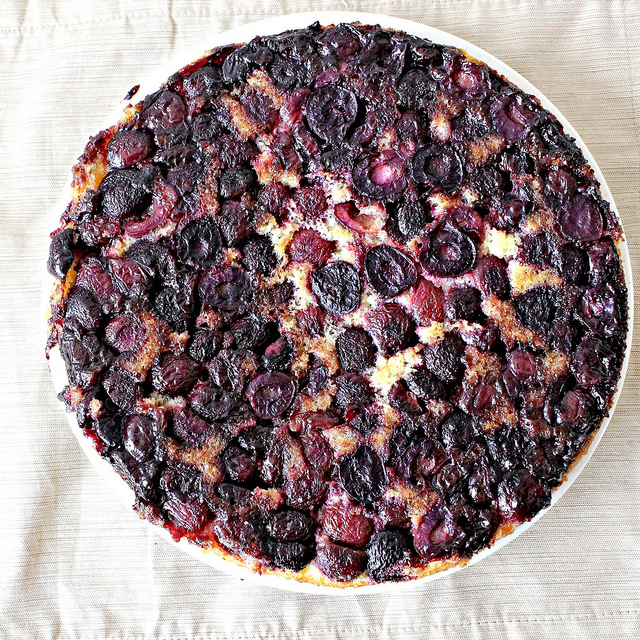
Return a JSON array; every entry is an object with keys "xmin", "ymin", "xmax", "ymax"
[
  {"xmin": 412, "ymin": 144, "xmax": 463, "ymax": 193},
  {"xmin": 339, "ymin": 446, "xmax": 388, "ymax": 506},
  {"xmin": 177, "ymin": 218, "xmax": 223, "ymax": 267},
  {"xmin": 336, "ymin": 328, "xmax": 376, "ymax": 373},
  {"xmin": 367, "ymin": 303, "xmax": 416, "ymax": 355},
  {"xmin": 311, "ymin": 261, "xmax": 362, "ymax": 315},
  {"xmin": 353, "ymin": 151, "xmax": 407, "ymax": 202},
  {"xmin": 364, "ymin": 245, "xmax": 417, "ymax": 298},
  {"xmin": 48, "ymin": 228, "xmax": 75, "ymax": 279},
  {"xmin": 558, "ymin": 194, "xmax": 603, "ymax": 242},
  {"xmin": 420, "ymin": 225, "xmax": 476, "ymax": 278},
  {"xmin": 107, "ymin": 130, "xmax": 152, "ymax": 168},
  {"xmin": 367, "ymin": 530, "xmax": 409, "ymax": 582},
  {"xmin": 199, "ymin": 267, "xmax": 253, "ymax": 312},
  {"xmin": 305, "ymin": 85, "xmax": 358, "ymax": 142},
  {"xmin": 315, "ymin": 540, "xmax": 366, "ymax": 582},
  {"xmin": 287, "ymin": 229, "xmax": 336, "ymax": 265},
  {"xmin": 246, "ymin": 372, "xmax": 296, "ymax": 418}
]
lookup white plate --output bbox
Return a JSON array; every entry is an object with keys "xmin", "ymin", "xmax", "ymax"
[{"xmin": 46, "ymin": 11, "xmax": 634, "ymax": 594}]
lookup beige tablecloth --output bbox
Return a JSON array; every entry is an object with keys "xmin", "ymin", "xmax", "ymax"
[{"xmin": 1, "ymin": 1, "xmax": 639, "ymax": 638}]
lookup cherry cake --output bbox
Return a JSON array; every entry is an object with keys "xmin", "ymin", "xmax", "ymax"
[{"xmin": 46, "ymin": 23, "xmax": 628, "ymax": 587}]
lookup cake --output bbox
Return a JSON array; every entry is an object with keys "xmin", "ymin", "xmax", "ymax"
[{"xmin": 46, "ymin": 22, "xmax": 628, "ymax": 587}]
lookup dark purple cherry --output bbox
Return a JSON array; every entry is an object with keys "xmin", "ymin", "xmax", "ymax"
[
  {"xmin": 93, "ymin": 415, "xmax": 123, "ymax": 449},
  {"xmin": 367, "ymin": 303, "xmax": 416, "ymax": 355},
  {"xmin": 222, "ymin": 444, "xmax": 256, "ymax": 483},
  {"xmin": 305, "ymin": 84, "xmax": 358, "ymax": 142},
  {"xmin": 189, "ymin": 383, "xmax": 236, "ymax": 421},
  {"xmin": 177, "ymin": 218, "xmax": 222, "ymax": 267},
  {"xmin": 357, "ymin": 30, "xmax": 407, "ymax": 78},
  {"xmin": 405, "ymin": 370, "xmax": 444, "ymax": 400},
  {"xmin": 422, "ymin": 333, "xmax": 466, "ymax": 384},
  {"xmin": 474, "ymin": 256, "xmax": 510, "ymax": 299},
  {"xmin": 188, "ymin": 328, "xmax": 222, "ymax": 362},
  {"xmin": 398, "ymin": 69, "xmax": 434, "ymax": 110},
  {"xmin": 267, "ymin": 510, "xmax": 315, "ymax": 542},
  {"xmin": 365, "ymin": 245, "xmax": 417, "ymax": 298},
  {"xmin": 557, "ymin": 244, "xmax": 587, "ymax": 284},
  {"xmin": 99, "ymin": 169, "xmax": 151, "ymax": 220},
  {"xmin": 367, "ymin": 530, "xmax": 409, "ymax": 582},
  {"xmin": 558, "ymin": 193, "xmax": 603, "ymax": 242},
  {"xmin": 304, "ymin": 358, "xmax": 329, "ymax": 396},
  {"xmin": 152, "ymin": 354, "xmax": 199, "ymax": 395},
  {"xmin": 387, "ymin": 199, "xmax": 430, "ymax": 241},
  {"xmin": 123, "ymin": 414, "xmax": 156, "ymax": 462},
  {"xmin": 311, "ymin": 261, "xmax": 362, "ymax": 315},
  {"xmin": 497, "ymin": 469, "xmax": 551, "ymax": 521},
  {"xmin": 102, "ymin": 368, "xmax": 142, "ymax": 411},
  {"xmin": 154, "ymin": 143, "xmax": 196, "ymax": 168},
  {"xmin": 107, "ymin": 130, "xmax": 152, "ymax": 168},
  {"xmin": 218, "ymin": 200, "xmax": 255, "ymax": 247},
  {"xmin": 172, "ymin": 409, "xmax": 212, "ymax": 443},
  {"xmin": 221, "ymin": 43, "xmax": 273, "ymax": 83},
  {"xmin": 317, "ymin": 25, "xmax": 362, "ymax": 60},
  {"xmin": 60, "ymin": 328, "xmax": 112, "ymax": 388},
  {"xmin": 199, "ymin": 266, "xmax": 253, "ymax": 312},
  {"xmin": 246, "ymin": 371, "xmax": 296, "ymax": 419},
  {"xmin": 108, "ymin": 258, "xmax": 150, "ymax": 299},
  {"xmin": 513, "ymin": 286, "xmax": 557, "ymax": 335},
  {"xmin": 65, "ymin": 287, "xmax": 102, "ymax": 331},
  {"xmin": 339, "ymin": 445, "xmax": 388, "ymax": 505},
  {"xmin": 153, "ymin": 288, "xmax": 187, "ymax": 333},
  {"xmin": 242, "ymin": 235, "xmax": 277, "ymax": 276},
  {"xmin": 143, "ymin": 90, "xmax": 187, "ymax": 131},
  {"xmin": 262, "ymin": 337, "xmax": 294, "ymax": 372},
  {"xmin": 192, "ymin": 110, "xmax": 227, "ymax": 141},
  {"xmin": 420, "ymin": 225, "xmax": 476, "ymax": 277},
  {"xmin": 389, "ymin": 381, "xmax": 422, "ymax": 415},
  {"xmin": 336, "ymin": 327, "xmax": 376, "ymax": 373},
  {"xmin": 445, "ymin": 286, "xmax": 481, "ymax": 322},
  {"xmin": 284, "ymin": 468, "xmax": 326, "ymax": 510},
  {"xmin": 334, "ymin": 374, "xmax": 375, "ymax": 410},
  {"xmin": 571, "ymin": 336, "xmax": 616, "ymax": 387},
  {"xmin": 555, "ymin": 389, "xmax": 594, "ymax": 430},
  {"xmin": 315, "ymin": 540, "xmax": 366, "ymax": 582},
  {"xmin": 183, "ymin": 65, "xmax": 221, "ymax": 105},
  {"xmin": 110, "ymin": 451, "xmax": 159, "ymax": 502},
  {"xmin": 349, "ymin": 411, "xmax": 378, "ymax": 434},
  {"xmin": 219, "ymin": 167, "xmax": 256, "ymax": 199},
  {"xmin": 520, "ymin": 233, "xmax": 554, "ymax": 267},
  {"xmin": 544, "ymin": 167, "xmax": 577, "ymax": 207},
  {"xmin": 352, "ymin": 150, "xmax": 407, "ymax": 202},
  {"xmin": 490, "ymin": 94, "xmax": 540, "ymax": 143},
  {"xmin": 440, "ymin": 412, "xmax": 476, "ymax": 450},
  {"xmin": 576, "ymin": 284, "xmax": 619, "ymax": 338},
  {"xmin": 412, "ymin": 145, "xmax": 463, "ymax": 193},
  {"xmin": 447, "ymin": 59, "xmax": 488, "ymax": 102},
  {"xmin": 230, "ymin": 315, "xmax": 272, "ymax": 351},
  {"xmin": 163, "ymin": 493, "xmax": 209, "ymax": 532},
  {"xmin": 414, "ymin": 504, "xmax": 463, "ymax": 560},
  {"xmin": 48, "ymin": 228, "xmax": 75, "ymax": 279}
]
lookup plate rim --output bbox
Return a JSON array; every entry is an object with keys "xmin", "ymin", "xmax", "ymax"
[{"xmin": 44, "ymin": 10, "xmax": 635, "ymax": 595}]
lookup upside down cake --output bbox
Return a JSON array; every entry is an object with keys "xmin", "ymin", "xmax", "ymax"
[{"xmin": 46, "ymin": 22, "xmax": 628, "ymax": 587}]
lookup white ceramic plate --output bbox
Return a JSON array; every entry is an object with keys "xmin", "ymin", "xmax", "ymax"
[{"xmin": 46, "ymin": 11, "xmax": 634, "ymax": 594}]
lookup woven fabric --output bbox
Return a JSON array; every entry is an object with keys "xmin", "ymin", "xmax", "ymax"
[{"xmin": 1, "ymin": 1, "xmax": 639, "ymax": 638}]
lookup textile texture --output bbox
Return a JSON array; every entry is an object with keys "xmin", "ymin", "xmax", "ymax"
[{"xmin": 1, "ymin": 1, "xmax": 639, "ymax": 638}]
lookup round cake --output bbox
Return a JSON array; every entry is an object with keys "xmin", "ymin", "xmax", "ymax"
[{"xmin": 46, "ymin": 22, "xmax": 629, "ymax": 587}]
